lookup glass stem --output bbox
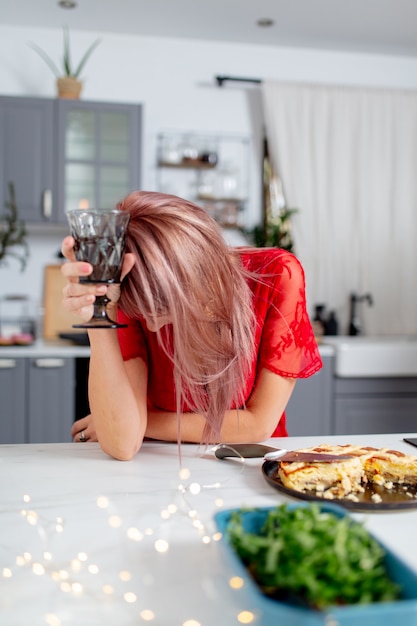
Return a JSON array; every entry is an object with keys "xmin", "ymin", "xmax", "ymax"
[{"xmin": 92, "ymin": 294, "xmax": 112, "ymax": 323}]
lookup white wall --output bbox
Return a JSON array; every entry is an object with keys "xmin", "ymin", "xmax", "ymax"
[{"xmin": 2, "ymin": 24, "xmax": 417, "ymax": 326}]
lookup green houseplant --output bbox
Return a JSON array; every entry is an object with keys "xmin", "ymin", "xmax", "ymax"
[
  {"xmin": 250, "ymin": 206, "xmax": 298, "ymax": 251},
  {"xmin": 0, "ymin": 182, "xmax": 29, "ymax": 272},
  {"xmin": 28, "ymin": 25, "xmax": 101, "ymax": 99}
]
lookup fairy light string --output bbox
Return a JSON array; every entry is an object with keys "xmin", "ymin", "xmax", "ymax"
[{"xmin": 1, "ymin": 447, "xmax": 258, "ymax": 625}]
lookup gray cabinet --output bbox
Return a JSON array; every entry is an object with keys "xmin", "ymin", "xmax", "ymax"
[
  {"xmin": 56, "ymin": 100, "xmax": 142, "ymax": 221},
  {"xmin": 285, "ymin": 355, "xmax": 333, "ymax": 436},
  {"xmin": 0, "ymin": 95, "xmax": 54, "ymax": 223},
  {"xmin": 333, "ymin": 377, "xmax": 417, "ymax": 435},
  {"xmin": 0, "ymin": 96, "xmax": 142, "ymax": 224},
  {"xmin": 0, "ymin": 356, "xmax": 74, "ymax": 444},
  {"xmin": 0, "ymin": 357, "xmax": 26, "ymax": 443},
  {"xmin": 283, "ymin": 355, "xmax": 417, "ymax": 436}
]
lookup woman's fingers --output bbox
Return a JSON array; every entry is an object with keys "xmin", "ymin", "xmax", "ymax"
[
  {"xmin": 61, "ymin": 259, "xmax": 93, "ymax": 282},
  {"xmin": 62, "ymin": 283, "xmax": 106, "ymax": 321},
  {"xmin": 61, "ymin": 235, "xmax": 76, "ymax": 261},
  {"xmin": 71, "ymin": 415, "xmax": 89, "ymax": 438},
  {"xmin": 60, "ymin": 239, "xmax": 133, "ymax": 322},
  {"xmin": 71, "ymin": 415, "xmax": 98, "ymax": 443}
]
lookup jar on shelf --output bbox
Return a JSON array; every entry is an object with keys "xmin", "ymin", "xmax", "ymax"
[
  {"xmin": 179, "ymin": 135, "xmax": 199, "ymax": 163},
  {"xmin": 198, "ymin": 137, "xmax": 218, "ymax": 166},
  {"xmin": 197, "ymin": 170, "xmax": 216, "ymax": 199},
  {"xmin": 160, "ymin": 138, "xmax": 181, "ymax": 165},
  {"xmin": 215, "ymin": 164, "xmax": 241, "ymax": 200}
]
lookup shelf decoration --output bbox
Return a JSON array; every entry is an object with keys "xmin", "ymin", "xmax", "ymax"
[
  {"xmin": 156, "ymin": 132, "xmax": 248, "ymax": 228},
  {"xmin": 0, "ymin": 182, "xmax": 29, "ymax": 271},
  {"xmin": 28, "ymin": 25, "xmax": 101, "ymax": 99},
  {"xmin": 248, "ymin": 138, "xmax": 297, "ymax": 251}
]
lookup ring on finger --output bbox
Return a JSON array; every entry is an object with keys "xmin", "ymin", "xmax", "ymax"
[{"xmin": 79, "ymin": 430, "xmax": 86, "ymax": 442}]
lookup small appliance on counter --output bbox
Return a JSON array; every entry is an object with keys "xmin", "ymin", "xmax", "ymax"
[
  {"xmin": 43, "ymin": 264, "xmax": 89, "ymax": 345},
  {"xmin": 0, "ymin": 295, "xmax": 36, "ymax": 345}
]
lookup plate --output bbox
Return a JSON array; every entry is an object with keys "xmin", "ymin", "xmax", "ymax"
[
  {"xmin": 214, "ymin": 504, "xmax": 417, "ymax": 626},
  {"xmin": 262, "ymin": 460, "xmax": 417, "ymax": 511}
]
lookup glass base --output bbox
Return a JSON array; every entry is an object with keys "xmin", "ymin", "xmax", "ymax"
[
  {"xmin": 72, "ymin": 321, "xmax": 127, "ymax": 329},
  {"xmin": 72, "ymin": 295, "xmax": 127, "ymax": 329}
]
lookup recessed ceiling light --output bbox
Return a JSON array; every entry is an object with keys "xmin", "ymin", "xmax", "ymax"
[
  {"xmin": 257, "ymin": 18, "xmax": 275, "ymax": 28},
  {"xmin": 58, "ymin": 0, "xmax": 77, "ymax": 9}
]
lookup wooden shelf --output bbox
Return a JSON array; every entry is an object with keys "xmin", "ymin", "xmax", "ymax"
[
  {"xmin": 198, "ymin": 196, "xmax": 245, "ymax": 203},
  {"xmin": 158, "ymin": 160, "xmax": 217, "ymax": 170}
]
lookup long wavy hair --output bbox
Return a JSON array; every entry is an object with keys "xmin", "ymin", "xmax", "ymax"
[{"xmin": 117, "ymin": 191, "xmax": 257, "ymax": 443}]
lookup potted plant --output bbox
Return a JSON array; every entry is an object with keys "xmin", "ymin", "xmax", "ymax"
[
  {"xmin": 0, "ymin": 182, "xmax": 29, "ymax": 271},
  {"xmin": 28, "ymin": 25, "xmax": 101, "ymax": 99}
]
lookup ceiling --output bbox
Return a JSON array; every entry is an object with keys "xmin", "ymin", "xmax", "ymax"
[{"xmin": 3, "ymin": 0, "xmax": 417, "ymax": 58}]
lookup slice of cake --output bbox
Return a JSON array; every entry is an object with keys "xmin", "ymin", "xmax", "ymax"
[
  {"xmin": 277, "ymin": 443, "xmax": 417, "ymax": 499},
  {"xmin": 363, "ymin": 448, "xmax": 417, "ymax": 487},
  {"xmin": 277, "ymin": 445, "xmax": 365, "ymax": 498}
]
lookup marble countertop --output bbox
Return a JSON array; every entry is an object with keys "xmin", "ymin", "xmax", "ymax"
[
  {"xmin": 1, "ymin": 432, "xmax": 416, "ymax": 625},
  {"xmin": 0, "ymin": 338, "xmax": 335, "ymax": 359},
  {"xmin": 0, "ymin": 338, "xmax": 90, "ymax": 358}
]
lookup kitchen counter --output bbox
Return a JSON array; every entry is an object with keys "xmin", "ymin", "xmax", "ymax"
[
  {"xmin": 1, "ymin": 433, "xmax": 417, "ymax": 625},
  {"xmin": 0, "ymin": 337, "xmax": 90, "ymax": 358},
  {"xmin": 0, "ymin": 337, "xmax": 334, "ymax": 359}
]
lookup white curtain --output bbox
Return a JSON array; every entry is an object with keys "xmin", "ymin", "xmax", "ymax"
[{"xmin": 262, "ymin": 81, "xmax": 417, "ymax": 336}]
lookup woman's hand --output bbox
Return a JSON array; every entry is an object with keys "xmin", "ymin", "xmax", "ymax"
[
  {"xmin": 61, "ymin": 236, "xmax": 135, "ymax": 322},
  {"xmin": 71, "ymin": 414, "xmax": 98, "ymax": 443}
]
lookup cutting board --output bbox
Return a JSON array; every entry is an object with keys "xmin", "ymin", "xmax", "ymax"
[{"xmin": 43, "ymin": 264, "xmax": 82, "ymax": 339}]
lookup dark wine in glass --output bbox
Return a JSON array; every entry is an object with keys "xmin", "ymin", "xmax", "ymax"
[{"xmin": 66, "ymin": 208, "xmax": 130, "ymax": 329}]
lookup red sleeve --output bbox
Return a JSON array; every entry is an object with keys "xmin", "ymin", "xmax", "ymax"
[
  {"xmin": 116, "ymin": 308, "xmax": 149, "ymax": 364},
  {"xmin": 246, "ymin": 249, "xmax": 321, "ymax": 439},
  {"xmin": 254, "ymin": 250, "xmax": 322, "ymax": 379}
]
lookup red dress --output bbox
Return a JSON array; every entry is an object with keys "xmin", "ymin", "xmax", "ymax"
[{"xmin": 117, "ymin": 248, "xmax": 322, "ymax": 437}]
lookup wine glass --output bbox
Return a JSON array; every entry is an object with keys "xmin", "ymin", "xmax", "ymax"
[{"xmin": 66, "ymin": 208, "xmax": 130, "ymax": 329}]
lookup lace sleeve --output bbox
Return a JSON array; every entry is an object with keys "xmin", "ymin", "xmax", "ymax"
[
  {"xmin": 256, "ymin": 251, "xmax": 322, "ymax": 379},
  {"xmin": 117, "ymin": 309, "xmax": 149, "ymax": 364}
]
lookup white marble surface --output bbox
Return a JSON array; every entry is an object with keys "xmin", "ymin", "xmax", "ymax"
[
  {"xmin": 0, "ymin": 338, "xmax": 90, "ymax": 358},
  {"xmin": 1, "ymin": 433, "xmax": 417, "ymax": 625},
  {"xmin": 0, "ymin": 338, "xmax": 333, "ymax": 359}
]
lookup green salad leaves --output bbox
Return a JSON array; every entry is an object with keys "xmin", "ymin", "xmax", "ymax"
[{"xmin": 227, "ymin": 504, "xmax": 400, "ymax": 610}]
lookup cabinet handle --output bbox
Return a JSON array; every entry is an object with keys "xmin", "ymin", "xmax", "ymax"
[
  {"xmin": 34, "ymin": 358, "xmax": 65, "ymax": 369},
  {"xmin": 42, "ymin": 189, "xmax": 52, "ymax": 219},
  {"xmin": 0, "ymin": 359, "xmax": 17, "ymax": 369}
]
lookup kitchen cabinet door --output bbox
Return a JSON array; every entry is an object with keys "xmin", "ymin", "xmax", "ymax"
[
  {"xmin": 27, "ymin": 357, "xmax": 75, "ymax": 443},
  {"xmin": 333, "ymin": 377, "xmax": 417, "ymax": 435},
  {"xmin": 285, "ymin": 355, "xmax": 333, "ymax": 436},
  {"xmin": 0, "ymin": 357, "xmax": 26, "ymax": 443},
  {"xmin": 0, "ymin": 96, "xmax": 54, "ymax": 223},
  {"xmin": 56, "ymin": 100, "xmax": 142, "ymax": 221},
  {"xmin": 334, "ymin": 397, "xmax": 417, "ymax": 435}
]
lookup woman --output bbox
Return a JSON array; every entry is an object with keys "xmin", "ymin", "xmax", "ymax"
[{"xmin": 62, "ymin": 191, "xmax": 322, "ymax": 460}]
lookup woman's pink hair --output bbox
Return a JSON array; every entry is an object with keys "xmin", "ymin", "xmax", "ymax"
[{"xmin": 117, "ymin": 191, "xmax": 256, "ymax": 443}]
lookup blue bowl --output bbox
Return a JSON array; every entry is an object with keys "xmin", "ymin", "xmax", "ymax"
[{"xmin": 214, "ymin": 502, "xmax": 417, "ymax": 626}]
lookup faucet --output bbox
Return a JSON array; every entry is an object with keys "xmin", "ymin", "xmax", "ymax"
[{"xmin": 348, "ymin": 292, "xmax": 373, "ymax": 336}]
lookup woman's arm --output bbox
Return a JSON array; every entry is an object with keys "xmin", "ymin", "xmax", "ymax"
[
  {"xmin": 73, "ymin": 366, "xmax": 295, "ymax": 449},
  {"xmin": 145, "ymin": 368, "xmax": 296, "ymax": 443},
  {"xmin": 87, "ymin": 332, "xmax": 149, "ymax": 460},
  {"xmin": 61, "ymin": 236, "xmax": 146, "ymax": 460}
]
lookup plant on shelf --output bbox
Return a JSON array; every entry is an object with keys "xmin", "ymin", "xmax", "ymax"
[
  {"xmin": 0, "ymin": 182, "xmax": 29, "ymax": 272},
  {"xmin": 28, "ymin": 25, "xmax": 101, "ymax": 99},
  {"xmin": 246, "ymin": 152, "xmax": 298, "ymax": 251},
  {"xmin": 250, "ymin": 206, "xmax": 298, "ymax": 251}
]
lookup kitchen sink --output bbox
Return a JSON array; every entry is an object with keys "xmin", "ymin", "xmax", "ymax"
[{"xmin": 321, "ymin": 335, "xmax": 417, "ymax": 377}]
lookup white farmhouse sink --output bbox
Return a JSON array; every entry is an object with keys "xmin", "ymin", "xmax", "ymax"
[{"xmin": 321, "ymin": 335, "xmax": 417, "ymax": 377}]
